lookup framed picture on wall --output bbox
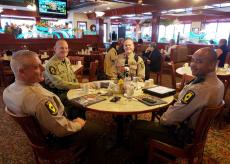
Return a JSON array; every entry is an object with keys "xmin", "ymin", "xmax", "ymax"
[{"xmin": 77, "ymin": 21, "xmax": 87, "ymax": 31}]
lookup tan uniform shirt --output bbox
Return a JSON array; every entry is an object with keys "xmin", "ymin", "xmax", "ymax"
[
  {"xmin": 116, "ymin": 52, "xmax": 145, "ymax": 79},
  {"xmin": 160, "ymin": 72, "xmax": 224, "ymax": 128},
  {"xmin": 3, "ymin": 81, "xmax": 82, "ymax": 137},
  {"xmin": 44, "ymin": 55, "xmax": 79, "ymax": 90},
  {"xmin": 104, "ymin": 48, "xmax": 118, "ymax": 78}
]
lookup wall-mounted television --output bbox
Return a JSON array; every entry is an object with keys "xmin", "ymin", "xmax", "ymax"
[{"xmin": 35, "ymin": 0, "xmax": 67, "ymax": 18}]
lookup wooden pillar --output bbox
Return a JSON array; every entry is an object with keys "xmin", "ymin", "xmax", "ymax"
[
  {"xmin": 0, "ymin": 14, "xmax": 2, "ymax": 30},
  {"xmin": 96, "ymin": 18, "xmax": 104, "ymax": 43},
  {"xmin": 151, "ymin": 13, "xmax": 160, "ymax": 43},
  {"xmin": 35, "ymin": 16, "xmax": 41, "ymax": 24}
]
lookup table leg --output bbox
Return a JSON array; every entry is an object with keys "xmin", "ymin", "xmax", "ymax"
[{"xmin": 115, "ymin": 115, "xmax": 124, "ymax": 145}]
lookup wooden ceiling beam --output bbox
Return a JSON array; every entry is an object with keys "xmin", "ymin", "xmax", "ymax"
[
  {"xmin": 0, "ymin": 9, "xmax": 37, "ymax": 17},
  {"xmin": 104, "ymin": 5, "xmax": 158, "ymax": 17},
  {"xmin": 105, "ymin": 0, "xmax": 230, "ymax": 10},
  {"xmin": 199, "ymin": 9, "xmax": 230, "ymax": 17},
  {"xmin": 162, "ymin": 14, "xmax": 230, "ymax": 22}
]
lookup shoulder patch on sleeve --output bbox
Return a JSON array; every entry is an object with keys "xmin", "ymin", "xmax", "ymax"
[
  {"xmin": 181, "ymin": 90, "xmax": 195, "ymax": 104},
  {"xmin": 49, "ymin": 66, "xmax": 56, "ymax": 75},
  {"xmin": 45, "ymin": 101, "xmax": 58, "ymax": 115}
]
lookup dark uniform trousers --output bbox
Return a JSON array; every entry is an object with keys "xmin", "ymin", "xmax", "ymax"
[
  {"xmin": 129, "ymin": 120, "xmax": 182, "ymax": 162},
  {"xmin": 43, "ymin": 84, "xmax": 86, "ymax": 120},
  {"xmin": 46, "ymin": 121, "xmax": 106, "ymax": 164}
]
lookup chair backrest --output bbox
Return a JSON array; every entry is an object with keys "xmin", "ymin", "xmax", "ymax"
[
  {"xmin": 98, "ymin": 48, "xmax": 106, "ymax": 53},
  {"xmin": 192, "ymin": 100, "xmax": 225, "ymax": 147},
  {"xmin": 178, "ymin": 74, "xmax": 195, "ymax": 91},
  {"xmin": 160, "ymin": 54, "xmax": 166, "ymax": 73},
  {"xmin": 5, "ymin": 107, "xmax": 46, "ymax": 147},
  {"xmin": 89, "ymin": 60, "xmax": 99, "ymax": 82},
  {"xmin": 170, "ymin": 61, "xmax": 177, "ymax": 89},
  {"xmin": 155, "ymin": 54, "xmax": 166, "ymax": 85},
  {"xmin": 171, "ymin": 46, "xmax": 188, "ymax": 63},
  {"xmin": 225, "ymin": 52, "xmax": 230, "ymax": 65},
  {"xmin": 68, "ymin": 56, "xmax": 84, "ymax": 65}
]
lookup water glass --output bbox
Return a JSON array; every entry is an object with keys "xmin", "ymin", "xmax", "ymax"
[
  {"xmin": 78, "ymin": 61, "xmax": 81, "ymax": 65},
  {"xmin": 82, "ymin": 83, "xmax": 89, "ymax": 94},
  {"xmin": 224, "ymin": 64, "xmax": 229, "ymax": 70},
  {"xmin": 126, "ymin": 85, "xmax": 134, "ymax": 100}
]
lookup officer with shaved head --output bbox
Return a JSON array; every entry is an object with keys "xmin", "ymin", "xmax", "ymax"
[{"xmin": 131, "ymin": 47, "xmax": 224, "ymax": 162}]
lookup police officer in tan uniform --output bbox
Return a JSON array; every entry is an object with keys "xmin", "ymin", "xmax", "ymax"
[
  {"xmin": 44, "ymin": 40, "xmax": 84, "ymax": 119},
  {"xmin": 116, "ymin": 38, "xmax": 145, "ymax": 80},
  {"xmin": 3, "ymin": 50, "xmax": 105, "ymax": 163},
  {"xmin": 130, "ymin": 47, "xmax": 224, "ymax": 162},
  {"xmin": 104, "ymin": 42, "xmax": 119, "ymax": 79},
  {"xmin": 44, "ymin": 39, "xmax": 80, "ymax": 90}
]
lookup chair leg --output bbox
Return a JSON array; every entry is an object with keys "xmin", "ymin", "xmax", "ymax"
[
  {"xmin": 33, "ymin": 150, "xmax": 40, "ymax": 164},
  {"xmin": 188, "ymin": 158, "xmax": 194, "ymax": 164},
  {"xmin": 147, "ymin": 145, "xmax": 154, "ymax": 164}
]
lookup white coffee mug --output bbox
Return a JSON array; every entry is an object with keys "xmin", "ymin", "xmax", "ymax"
[
  {"xmin": 144, "ymin": 80, "xmax": 151, "ymax": 88},
  {"xmin": 78, "ymin": 61, "xmax": 81, "ymax": 65},
  {"xmin": 148, "ymin": 79, "xmax": 154, "ymax": 86}
]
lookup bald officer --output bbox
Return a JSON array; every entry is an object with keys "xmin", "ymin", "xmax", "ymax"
[
  {"xmin": 130, "ymin": 47, "xmax": 224, "ymax": 161},
  {"xmin": 116, "ymin": 38, "xmax": 145, "ymax": 80},
  {"xmin": 3, "ymin": 50, "xmax": 104, "ymax": 163},
  {"xmin": 44, "ymin": 40, "xmax": 85, "ymax": 119},
  {"xmin": 44, "ymin": 39, "xmax": 80, "ymax": 90}
]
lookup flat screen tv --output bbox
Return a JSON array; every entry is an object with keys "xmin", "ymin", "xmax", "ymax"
[{"xmin": 35, "ymin": 0, "xmax": 67, "ymax": 18}]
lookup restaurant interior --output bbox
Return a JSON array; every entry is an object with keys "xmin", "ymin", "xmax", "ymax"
[{"xmin": 0, "ymin": 0, "xmax": 230, "ymax": 163}]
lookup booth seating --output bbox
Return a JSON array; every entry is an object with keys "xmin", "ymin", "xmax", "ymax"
[
  {"xmin": 0, "ymin": 59, "xmax": 14, "ymax": 87},
  {"xmin": 170, "ymin": 45, "xmax": 189, "ymax": 68}
]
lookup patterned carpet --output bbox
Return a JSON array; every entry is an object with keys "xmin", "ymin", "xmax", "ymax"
[{"xmin": 0, "ymin": 73, "xmax": 230, "ymax": 164}]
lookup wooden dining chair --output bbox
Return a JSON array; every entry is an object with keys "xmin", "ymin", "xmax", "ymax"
[
  {"xmin": 5, "ymin": 107, "xmax": 87, "ymax": 164},
  {"xmin": 68, "ymin": 56, "xmax": 84, "ymax": 65},
  {"xmin": 68, "ymin": 56, "xmax": 85, "ymax": 82},
  {"xmin": 98, "ymin": 48, "xmax": 106, "ymax": 53},
  {"xmin": 148, "ymin": 100, "xmax": 225, "ymax": 164},
  {"xmin": 0, "ymin": 60, "xmax": 14, "ymax": 87},
  {"xmin": 224, "ymin": 52, "xmax": 230, "ymax": 65},
  {"xmin": 89, "ymin": 60, "xmax": 99, "ymax": 82},
  {"xmin": 177, "ymin": 74, "xmax": 195, "ymax": 92},
  {"xmin": 155, "ymin": 54, "xmax": 166, "ymax": 85},
  {"xmin": 170, "ymin": 61, "xmax": 177, "ymax": 89}
]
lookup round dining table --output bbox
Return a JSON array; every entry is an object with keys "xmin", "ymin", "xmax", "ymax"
[
  {"xmin": 176, "ymin": 66, "xmax": 230, "ymax": 77},
  {"xmin": 67, "ymin": 81, "xmax": 174, "ymax": 145}
]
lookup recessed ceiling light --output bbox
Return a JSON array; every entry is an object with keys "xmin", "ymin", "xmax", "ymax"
[
  {"xmin": 123, "ymin": 14, "xmax": 135, "ymax": 17},
  {"xmin": 110, "ymin": 16, "xmax": 121, "ymax": 19}
]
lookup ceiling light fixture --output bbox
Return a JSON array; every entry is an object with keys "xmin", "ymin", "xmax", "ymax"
[
  {"xmin": 26, "ymin": 0, "xmax": 36, "ymax": 11},
  {"xmin": 138, "ymin": 0, "xmax": 143, "ymax": 4},
  {"xmin": 95, "ymin": 11, "xmax": 105, "ymax": 17}
]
